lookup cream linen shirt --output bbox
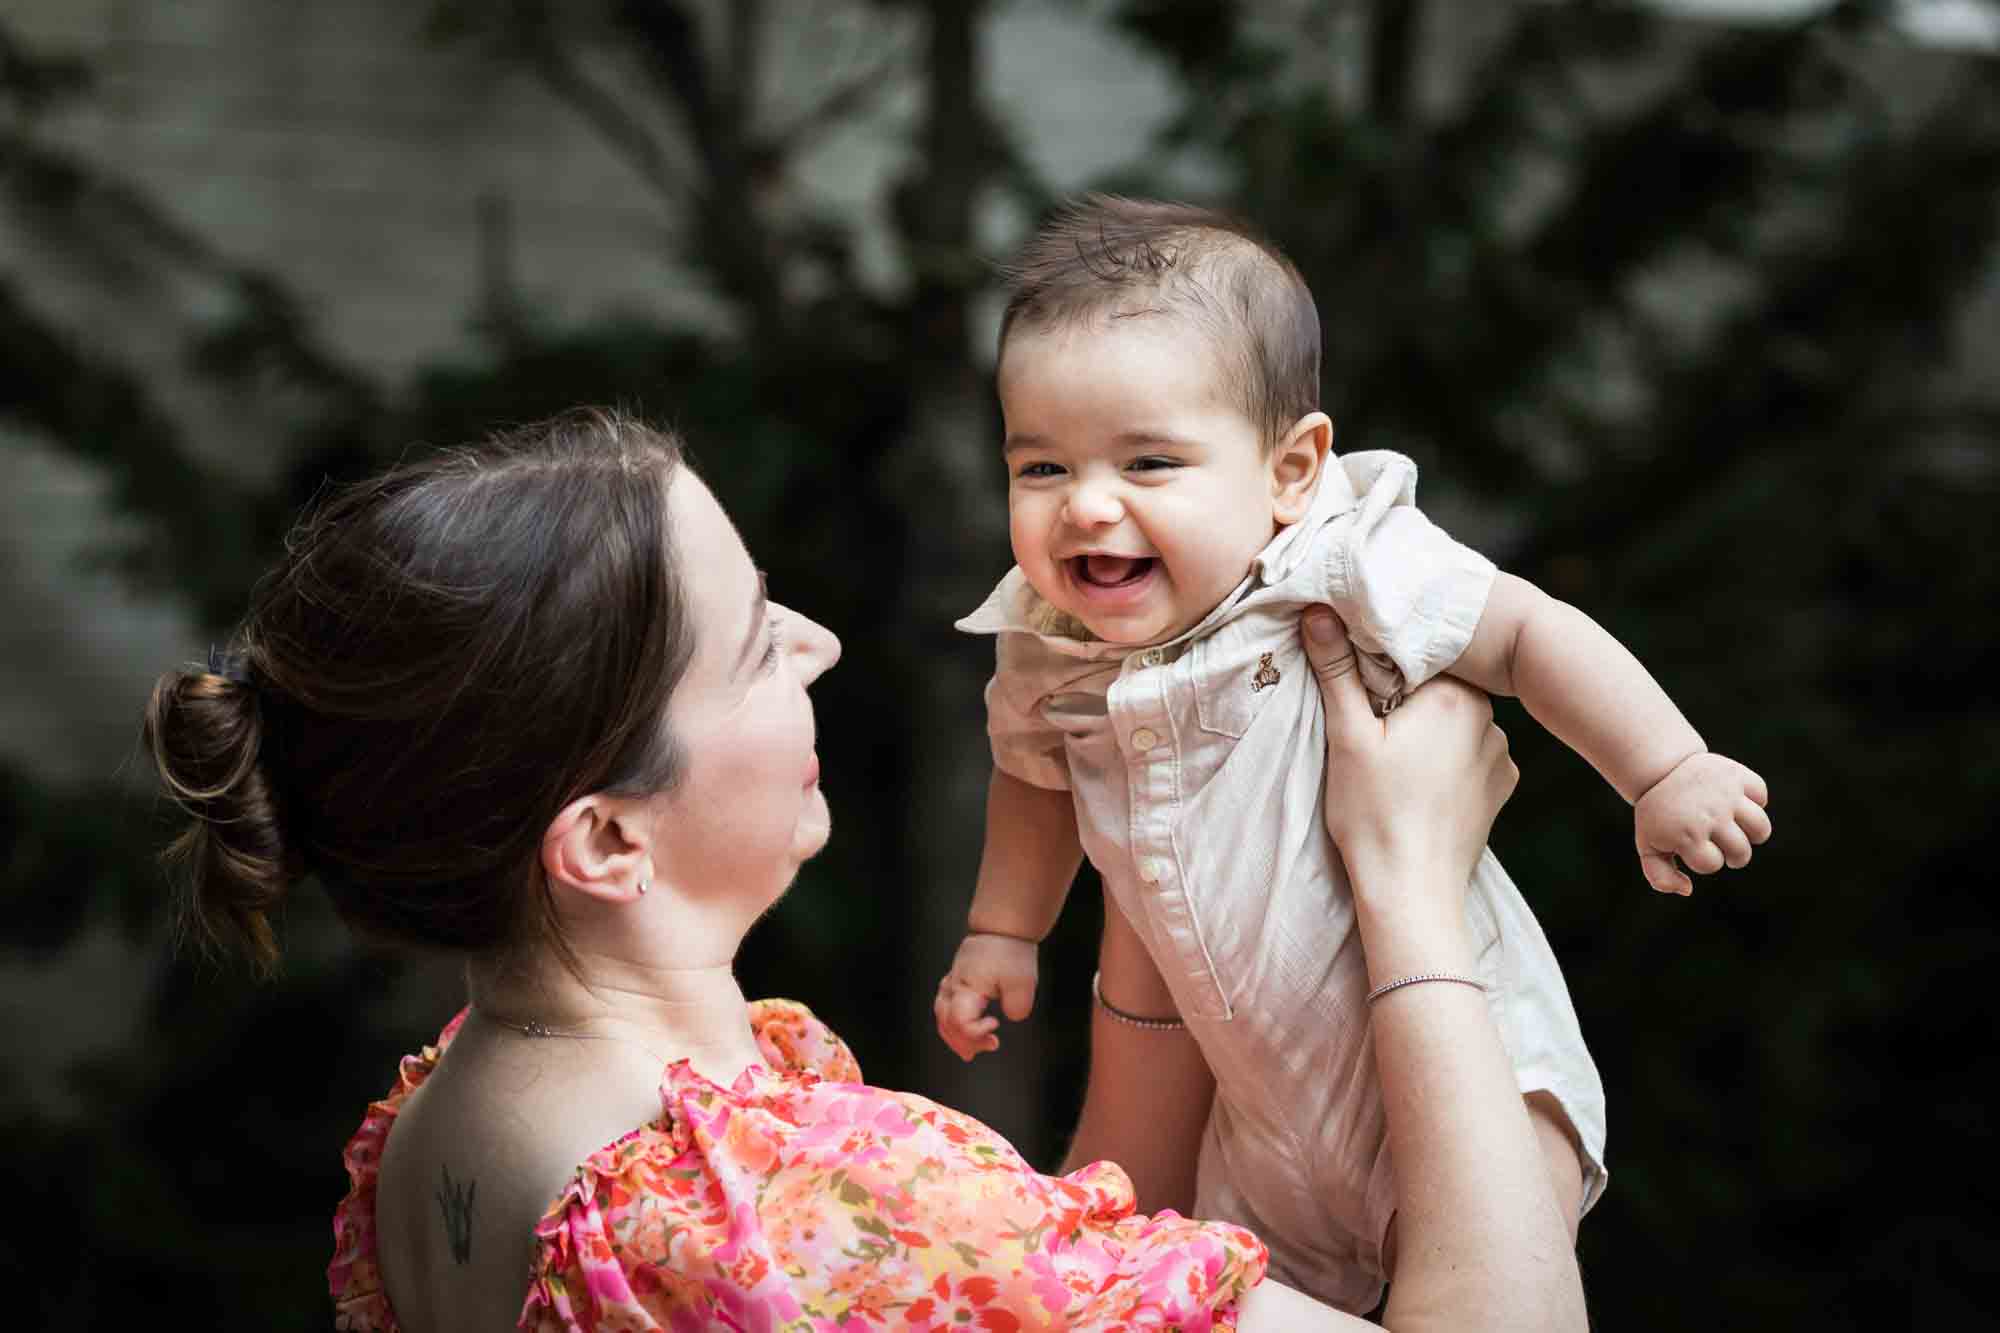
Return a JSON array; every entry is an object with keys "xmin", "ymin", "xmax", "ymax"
[{"xmin": 957, "ymin": 451, "xmax": 1608, "ymax": 1313}]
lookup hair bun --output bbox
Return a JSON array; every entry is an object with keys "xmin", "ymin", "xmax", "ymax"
[
  {"xmin": 206, "ymin": 645, "xmax": 252, "ymax": 686},
  {"xmin": 142, "ymin": 662, "xmax": 298, "ymax": 975}
]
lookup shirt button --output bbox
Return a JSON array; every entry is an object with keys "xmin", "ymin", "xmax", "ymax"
[
  {"xmin": 1140, "ymin": 858, "xmax": 1165, "ymax": 883},
  {"xmin": 1130, "ymin": 727, "xmax": 1160, "ymax": 751}
]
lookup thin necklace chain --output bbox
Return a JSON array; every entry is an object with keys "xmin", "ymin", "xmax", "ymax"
[
  {"xmin": 473, "ymin": 1006, "xmax": 677, "ymax": 1069},
  {"xmin": 479, "ymin": 1011, "xmax": 617, "ymax": 1041}
]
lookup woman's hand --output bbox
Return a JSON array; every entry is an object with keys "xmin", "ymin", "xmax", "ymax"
[{"xmin": 1303, "ymin": 608, "xmax": 1516, "ymax": 906}]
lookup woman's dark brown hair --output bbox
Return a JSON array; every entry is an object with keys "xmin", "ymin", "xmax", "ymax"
[{"xmin": 142, "ymin": 408, "xmax": 697, "ymax": 976}]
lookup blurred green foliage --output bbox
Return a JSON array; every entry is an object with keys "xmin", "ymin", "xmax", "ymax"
[{"xmin": 2, "ymin": 1, "xmax": 1994, "ymax": 1327}]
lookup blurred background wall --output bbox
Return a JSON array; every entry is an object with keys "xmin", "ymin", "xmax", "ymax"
[{"xmin": 2, "ymin": 0, "xmax": 1994, "ymax": 1326}]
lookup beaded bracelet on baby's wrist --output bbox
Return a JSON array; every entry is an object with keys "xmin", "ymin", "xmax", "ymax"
[{"xmin": 1090, "ymin": 971, "xmax": 1187, "ymax": 1031}]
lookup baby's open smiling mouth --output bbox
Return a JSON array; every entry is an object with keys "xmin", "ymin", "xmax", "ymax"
[{"xmin": 1072, "ymin": 555, "xmax": 1157, "ymax": 587}]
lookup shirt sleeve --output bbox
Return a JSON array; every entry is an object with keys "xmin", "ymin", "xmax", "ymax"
[
  {"xmin": 1321, "ymin": 451, "xmax": 1497, "ymax": 704},
  {"xmin": 985, "ymin": 632, "xmax": 1073, "ymax": 792}
]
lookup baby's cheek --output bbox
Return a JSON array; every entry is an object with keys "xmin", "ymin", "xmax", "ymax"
[
  {"xmin": 1179, "ymin": 538, "xmax": 1252, "ymax": 604},
  {"xmin": 1016, "ymin": 556, "xmax": 1066, "ymax": 607},
  {"xmin": 1006, "ymin": 502, "xmax": 1042, "ymax": 557}
]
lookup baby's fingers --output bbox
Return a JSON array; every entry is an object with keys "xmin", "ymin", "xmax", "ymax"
[
  {"xmin": 939, "ymin": 1015, "xmax": 999, "ymax": 1062},
  {"xmin": 934, "ymin": 980, "xmax": 1000, "ymax": 1061},
  {"xmin": 997, "ymin": 975, "xmax": 1037, "ymax": 1023},
  {"xmin": 948, "ymin": 981, "xmax": 992, "ymax": 1031},
  {"xmin": 943, "ymin": 1031, "xmax": 997, "ymax": 1062},
  {"xmin": 932, "ymin": 986, "xmax": 965, "ymax": 1055},
  {"xmin": 1713, "ymin": 820, "xmax": 1754, "ymax": 869},
  {"xmin": 1739, "ymin": 798, "xmax": 1773, "ymax": 846},
  {"xmin": 956, "ymin": 1020, "xmax": 1000, "ymax": 1061},
  {"xmin": 1640, "ymin": 848, "xmax": 1692, "ymax": 896},
  {"xmin": 1678, "ymin": 837, "xmax": 1726, "ymax": 876}
]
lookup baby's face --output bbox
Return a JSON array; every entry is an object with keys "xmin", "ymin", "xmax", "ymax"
[{"xmin": 998, "ymin": 316, "xmax": 1284, "ymax": 646}]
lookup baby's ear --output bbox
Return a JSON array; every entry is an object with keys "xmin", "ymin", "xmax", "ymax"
[{"xmin": 1271, "ymin": 412, "xmax": 1333, "ymax": 523}]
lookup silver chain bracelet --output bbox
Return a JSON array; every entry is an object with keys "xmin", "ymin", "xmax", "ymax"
[{"xmin": 1364, "ymin": 972, "xmax": 1489, "ymax": 1005}]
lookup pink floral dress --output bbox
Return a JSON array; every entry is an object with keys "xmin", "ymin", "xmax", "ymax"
[{"xmin": 330, "ymin": 999, "xmax": 1267, "ymax": 1331}]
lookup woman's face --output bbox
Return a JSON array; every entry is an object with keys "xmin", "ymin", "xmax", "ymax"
[{"xmin": 645, "ymin": 473, "xmax": 841, "ymax": 910}]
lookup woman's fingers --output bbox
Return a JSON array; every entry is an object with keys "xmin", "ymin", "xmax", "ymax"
[
  {"xmin": 1302, "ymin": 609, "xmax": 1367, "ymax": 730},
  {"xmin": 1303, "ymin": 604, "xmax": 1519, "ymax": 892}
]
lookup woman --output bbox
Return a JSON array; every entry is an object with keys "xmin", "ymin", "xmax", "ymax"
[{"xmin": 144, "ymin": 409, "xmax": 1584, "ymax": 1331}]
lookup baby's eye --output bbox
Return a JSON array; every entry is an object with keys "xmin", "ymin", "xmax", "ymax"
[
  {"xmin": 1015, "ymin": 461, "xmax": 1065, "ymax": 480},
  {"xmin": 759, "ymin": 616, "xmax": 784, "ymax": 674},
  {"xmin": 1128, "ymin": 456, "xmax": 1181, "ymax": 472}
]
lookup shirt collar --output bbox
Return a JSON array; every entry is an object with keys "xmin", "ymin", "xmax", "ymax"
[
  {"xmin": 1249, "ymin": 454, "xmax": 1360, "ymax": 584},
  {"xmin": 955, "ymin": 567, "xmax": 1129, "ymax": 659}
]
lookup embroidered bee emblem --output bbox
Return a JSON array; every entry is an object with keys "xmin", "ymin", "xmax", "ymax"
[{"xmin": 1250, "ymin": 652, "xmax": 1281, "ymax": 692}]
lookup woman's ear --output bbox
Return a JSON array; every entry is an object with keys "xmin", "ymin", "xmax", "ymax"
[
  {"xmin": 542, "ymin": 794, "xmax": 652, "ymax": 905},
  {"xmin": 1272, "ymin": 412, "xmax": 1334, "ymax": 524}
]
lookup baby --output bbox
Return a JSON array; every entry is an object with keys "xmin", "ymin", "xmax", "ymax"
[{"xmin": 936, "ymin": 195, "xmax": 1771, "ymax": 1312}]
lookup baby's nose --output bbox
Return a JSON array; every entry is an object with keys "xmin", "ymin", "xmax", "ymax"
[{"xmin": 1063, "ymin": 481, "xmax": 1124, "ymax": 526}]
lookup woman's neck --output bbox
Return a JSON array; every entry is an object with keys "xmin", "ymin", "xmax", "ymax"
[{"xmin": 466, "ymin": 950, "xmax": 762, "ymax": 1083}]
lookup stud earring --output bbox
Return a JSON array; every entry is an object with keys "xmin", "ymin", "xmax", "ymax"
[{"xmin": 637, "ymin": 875, "xmax": 650, "ymax": 897}]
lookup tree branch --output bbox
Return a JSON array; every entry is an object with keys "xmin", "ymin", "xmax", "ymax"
[
  {"xmin": 1515, "ymin": 80, "xmax": 2000, "ymax": 573},
  {"xmin": 728, "ymin": 0, "xmax": 762, "ymax": 136},
  {"xmin": 766, "ymin": 45, "xmax": 909, "ymax": 161},
  {"xmin": 1367, "ymin": 0, "xmax": 1423, "ymax": 127},
  {"xmin": 528, "ymin": 41, "xmax": 694, "ymax": 209},
  {"xmin": 0, "ymin": 278, "xmax": 255, "ymax": 620},
  {"xmin": 618, "ymin": 0, "xmax": 787, "ymax": 343}
]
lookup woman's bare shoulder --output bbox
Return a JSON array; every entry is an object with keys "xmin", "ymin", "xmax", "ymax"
[{"xmin": 371, "ymin": 1027, "xmax": 670, "ymax": 1333}]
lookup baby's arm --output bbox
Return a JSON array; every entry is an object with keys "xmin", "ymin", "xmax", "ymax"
[
  {"xmin": 1451, "ymin": 573, "xmax": 1772, "ymax": 894},
  {"xmin": 934, "ymin": 767, "xmax": 1083, "ymax": 1060}
]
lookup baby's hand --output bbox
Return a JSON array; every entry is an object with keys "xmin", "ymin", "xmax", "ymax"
[
  {"xmin": 934, "ymin": 932, "xmax": 1040, "ymax": 1062},
  {"xmin": 1633, "ymin": 752, "xmax": 1772, "ymax": 895}
]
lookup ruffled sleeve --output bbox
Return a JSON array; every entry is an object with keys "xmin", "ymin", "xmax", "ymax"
[
  {"xmin": 747, "ymin": 996, "xmax": 864, "ymax": 1082},
  {"xmin": 522, "ymin": 1004, "xmax": 1266, "ymax": 1332},
  {"xmin": 329, "ymin": 1009, "xmax": 469, "ymax": 1332}
]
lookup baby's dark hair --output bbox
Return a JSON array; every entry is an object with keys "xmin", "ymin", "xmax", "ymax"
[
  {"xmin": 142, "ymin": 407, "xmax": 697, "ymax": 977},
  {"xmin": 998, "ymin": 193, "xmax": 1321, "ymax": 448}
]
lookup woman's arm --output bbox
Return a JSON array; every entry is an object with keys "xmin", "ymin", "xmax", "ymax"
[
  {"xmin": 1058, "ymin": 890, "xmax": 1215, "ymax": 1214},
  {"xmin": 1235, "ymin": 609, "xmax": 1589, "ymax": 1333},
  {"xmin": 1055, "ymin": 607, "xmax": 1588, "ymax": 1333}
]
